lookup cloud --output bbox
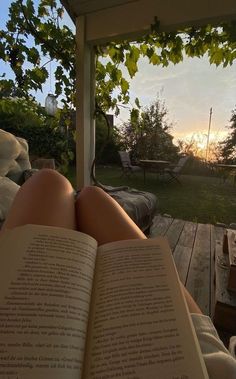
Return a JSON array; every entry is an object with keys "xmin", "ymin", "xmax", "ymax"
[{"xmin": 116, "ymin": 54, "xmax": 236, "ymax": 142}]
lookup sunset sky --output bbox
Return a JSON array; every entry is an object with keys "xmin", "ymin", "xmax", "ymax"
[
  {"xmin": 116, "ymin": 55, "xmax": 236, "ymax": 145},
  {"xmin": 1, "ymin": 0, "xmax": 236, "ymax": 147}
]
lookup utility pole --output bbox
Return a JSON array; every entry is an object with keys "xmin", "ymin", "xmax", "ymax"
[{"xmin": 205, "ymin": 107, "xmax": 213, "ymax": 161}]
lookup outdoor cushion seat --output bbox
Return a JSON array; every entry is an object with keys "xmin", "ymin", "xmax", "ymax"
[
  {"xmin": 99, "ymin": 184, "xmax": 157, "ymax": 232},
  {"xmin": 0, "ymin": 129, "xmax": 57, "ymax": 226},
  {"xmin": 0, "ymin": 129, "xmax": 35, "ymax": 225}
]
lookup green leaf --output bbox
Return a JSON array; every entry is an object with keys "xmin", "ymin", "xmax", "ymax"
[
  {"xmin": 146, "ymin": 47, "xmax": 154, "ymax": 58},
  {"xmin": 150, "ymin": 53, "xmax": 161, "ymax": 65},
  {"xmin": 130, "ymin": 108, "xmax": 139, "ymax": 124},
  {"xmin": 140, "ymin": 44, "xmax": 148, "ymax": 55},
  {"xmin": 125, "ymin": 55, "xmax": 138, "ymax": 78},
  {"xmin": 28, "ymin": 47, "xmax": 40, "ymax": 64},
  {"xmin": 209, "ymin": 49, "xmax": 224, "ymax": 66},
  {"xmin": 185, "ymin": 44, "xmax": 195, "ymax": 57},
  {"xmin": 135, "ymin": 97, "xmax": 141, "ymax": 108},
  {"xmin": 130, "ymin": 46, "xmax": 140, "ymax": 62},
  {"xmin": 108, "ymin": 47, "xmax": 117, "ymax": 59},
  {"xmin": 30, "ymin": 67, "xmax": 48, "ymax": 84},
  {"xmin": 120, "ymin": 78, "xmax": 129, "ymax": 94}
]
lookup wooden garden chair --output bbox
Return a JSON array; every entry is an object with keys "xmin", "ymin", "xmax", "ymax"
[
  {"xmin": 118, "ymin": 151, "xmax": 141, "ymax": 177},
  {"xmin": 164, "ymin": 155, "xmax": 189, "ymax": 184}
]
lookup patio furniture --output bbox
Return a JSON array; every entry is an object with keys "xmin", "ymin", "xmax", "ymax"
[
  {"xmin": 118, "ymin": 151, "xmax": 141, "ymax": 177},
  {"xmin": 139, "ymin": 159, "xmax": 170, "ymax": 183},
  {"xmin": 215, "ymin": 163, "xmax": 236, "ymax": 184},
  {"xmin": 32, "ymin": 158, "xmax": 56, "ymax": 170},
  {"xmin": 164, "ymin": 155, "xmax": 190, "ymax": 184},
  {"xmin": 100, "ymin": 184, "xmax": 157, "ymax": 232}
]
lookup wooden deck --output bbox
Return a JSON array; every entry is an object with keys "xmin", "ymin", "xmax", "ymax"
[{"xmin": 149, "ymin": 214, "xmax": 226, "ymax": 318}]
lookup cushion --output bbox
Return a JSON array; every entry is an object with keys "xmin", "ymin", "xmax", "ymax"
[
  {"xmin": 100, "ymin": 185, "xmax": 157, "ymax": 231},
  {"xmin": 0, "ymin": 129, "xmax": 31, "ymax": 183},
  {"xmin": 0, "ymin": 177, "xmax": 20, "ymax": 221}
]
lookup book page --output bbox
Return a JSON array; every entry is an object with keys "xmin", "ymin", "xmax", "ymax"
[
  {"xmin": 83, "ymin": 237, "xmax": 208, "ymax": 379},
  {"xmin": 0, "ymin": 224, "xmax": 97, "ymax": 379}
]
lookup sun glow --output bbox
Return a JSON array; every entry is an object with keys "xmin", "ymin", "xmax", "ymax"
[{"xmin": 173, "ymin": 130, "xmax": 228, "ymax": 161}]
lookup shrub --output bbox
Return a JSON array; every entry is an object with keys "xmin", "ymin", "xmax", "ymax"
[
  {"xmin": 0, "ymin": 97, "xmax": 74, "ymax": 173},
  {"xmin": 181, "ymin": 155, "xmax": 214, "ymax": 176}
]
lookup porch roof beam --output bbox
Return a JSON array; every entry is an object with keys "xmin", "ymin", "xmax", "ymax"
[{"xmin": 62, "ymin": 0, "xmax": 236, "ymax": 44}]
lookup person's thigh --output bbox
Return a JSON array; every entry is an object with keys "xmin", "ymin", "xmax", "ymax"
[{"xmin": 2, "ymin": 169, "xmax": 76, "ymax": 231}]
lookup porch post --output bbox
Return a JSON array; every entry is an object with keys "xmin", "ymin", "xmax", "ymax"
[{"xmin": 75, "ymin": 15, "xmax": 96, "ymax": 189}]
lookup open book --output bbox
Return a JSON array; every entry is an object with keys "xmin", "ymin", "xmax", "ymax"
[{"xmin": 0, "ymin": 225, "xmax": 208, "ymax": 379}]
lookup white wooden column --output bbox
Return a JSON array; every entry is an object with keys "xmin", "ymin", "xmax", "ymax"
[{"xmin": 75, "ymin": 15, "xmax": 95, "ymax": 189}]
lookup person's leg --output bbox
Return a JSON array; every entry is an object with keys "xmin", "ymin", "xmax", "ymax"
[
  {"xmin": 76, "ymin": 186, "xmax": 146, "ymax": 245},
  {"xmin": 2, "ymin": 169, "xmax": 76, "ymax": 231},
  {"xmin": 75, "ymin": 186, "xmax": 202, "ymax": 314}
]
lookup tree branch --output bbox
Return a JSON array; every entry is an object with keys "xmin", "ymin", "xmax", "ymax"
[{"xmin": 19, "ymin": 0, "xmax": 74, "ymax": 70}]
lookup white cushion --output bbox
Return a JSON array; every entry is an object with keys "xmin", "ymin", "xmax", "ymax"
[
  {"xmin": 0, "ymin": 129, "xmax": 31, "ymax": 178},
  {"xmin": 0, "ymin": 129, "xmax": 21, "ymax": 159},
  {"xmin": 0, "ymin": 177, "xmax": 19, "ymax": 221}
]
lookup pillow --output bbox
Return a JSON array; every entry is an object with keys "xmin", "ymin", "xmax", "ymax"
[
  {"xmin": 0, "ymin": 177, "xmax": 20, "ymax": 221},
  {"xmin": 0, "ymin": 129, "xmax": 21, "ymax": 176}
]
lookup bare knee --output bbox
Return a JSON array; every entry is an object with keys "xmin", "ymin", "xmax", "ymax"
[
  {"xmin": 75, "ymin": 186, "xmax": 108, "ymax": 211},
  {"xmin": 31, "ymin": 168, "xmax": 64, "ymax": 183},
  {"xmin": 79, "ymin": 185, "xmax": 104, "ymax": 197},
  {"xmin": 26, "ymin": 169, "xmax": 73, "ymax": 192},
  {"xmin": 76, "ymin": 186, "xmax": 110, "ymax": 212}
]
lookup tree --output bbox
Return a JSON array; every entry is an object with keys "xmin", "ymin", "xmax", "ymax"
[
  {"xmin": 95, "ymin": 116, "xmax": 122, "ymax": 164},
  {"xmin": 177, "ymin": 133, "xmax": 221, "ymax": 162},
  {"xmin": 1, "ymin": 1, "xmax": 236, "ymax": 116},
  {"xmin": 219, "ymin": 108, "xmax": 236, "ymax": 163},
  {"xmin": 121, "ymin": 98, "xmax": 179, "ymax": 161}
]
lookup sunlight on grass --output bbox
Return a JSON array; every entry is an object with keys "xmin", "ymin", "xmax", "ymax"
[{"xmin": 66, "ymin": 165, "xmax": 236, "ymax": 225}]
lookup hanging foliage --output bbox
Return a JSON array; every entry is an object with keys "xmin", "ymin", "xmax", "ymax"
[{"xmin": 0, "ymin": 0, "xmax": 236, "ymax": 117}]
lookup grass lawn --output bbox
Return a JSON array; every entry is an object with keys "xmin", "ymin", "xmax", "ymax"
[{"xmin": 66, "ymin": 165, "xmax": 236, "ymax": 225}]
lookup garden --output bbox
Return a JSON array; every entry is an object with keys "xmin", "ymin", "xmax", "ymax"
[
  {"xmin": 66, "ymin": 164, "xmax": 236, "ymax": 226},
  {"xmin": 1, "ymin": 0, "xmax": 236, "ymax": 227}
]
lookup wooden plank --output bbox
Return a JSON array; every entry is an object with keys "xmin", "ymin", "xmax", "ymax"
[
  {"xmin": 186, "ymin": 223, "xmax": 211, "ymax": 315},
  {"xmin": 210, "ymin": 226, "xmax": 224, "ymax": 317},
  {"xmin": 149, "ymin": 215, "xmax": 173, "ymax": 237},
  {"xmin": 214, "ymin": 237, "xmax": 236, "ymax": 333},
  {"xmin": 173, "ymin": 221, "xmax": 197, "ymax": 285},
  {"xmin": 214, "ymin": 242, "xmax": 236, "ymax": 306},
  {"xmin": 226, "ymin": 229, "xmax": 236, "ymax": 291},
  {"xmin": 165, "ymin": 219, "xmax": 185, "ymax": 252}
]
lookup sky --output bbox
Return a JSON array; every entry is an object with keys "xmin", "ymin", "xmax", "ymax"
[
  {"xmin": 1, "ymin": 0, "xmax": 236, "ymax": 147},
  {"xmin": 117, "ymin": 55, "xmax": 236, "ymax": 145}
]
